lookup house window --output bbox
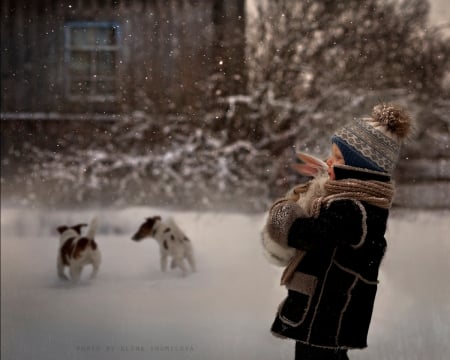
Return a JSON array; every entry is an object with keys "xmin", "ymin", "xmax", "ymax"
[{"xmin": 64, "ymin": 22, "xmax": 121, "ymax": 101}]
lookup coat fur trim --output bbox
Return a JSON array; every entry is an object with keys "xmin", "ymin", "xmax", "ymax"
[
  {"xmin": 350, "ymin": 200, "xmax": 367, "ymax": 249},
  {"xmin": 261, "ymin": 227, "xmax": 296, "ymax": 266}
]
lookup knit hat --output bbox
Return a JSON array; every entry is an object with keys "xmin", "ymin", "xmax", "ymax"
[{"xmin": 331, "ymin": 103, "xmax": 412, "ymax": 174}]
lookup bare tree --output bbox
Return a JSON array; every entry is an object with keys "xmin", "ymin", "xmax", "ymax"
[{"xmin": 247, "ymin": 0, "xmax": 449, "ymax": 99}]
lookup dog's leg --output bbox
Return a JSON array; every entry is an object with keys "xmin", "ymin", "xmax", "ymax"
[
  {"xmin": 160, "ymin": 253, "xmax": 168, "ymax": 272},
  {"xmin": 186, "ymin": 250, "xmax": 197, "ymax": 273},
  {"xmin": 90, "ymin": 265, "xmax": 99, "ymax": 279},
  {"xmin": 57, "ymin": 257, "xmax": 69, "ymax": 280},
  {"xmin": 70, "ymin": 264, "xmax": 82, "ymax": 283},
  {"xmin": 89, "ymin": 252, "xmax": 101, "ymax": 280},
  {"xmin": 174, "ymin": 257, "xmax": 188, "ymax": 277},
  {"xmin": 90, "ymin": 261, "xmax": 100, "ymax": 279}
]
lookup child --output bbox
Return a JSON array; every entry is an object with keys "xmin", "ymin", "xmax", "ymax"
[{"xmin": 262, "ymin": 104, "xmax": 412, "ymax": 360}]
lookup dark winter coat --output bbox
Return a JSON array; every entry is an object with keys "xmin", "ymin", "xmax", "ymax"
[{"xmin": 269, "ymin": 166, "xmax": 391, "ymax": 350}]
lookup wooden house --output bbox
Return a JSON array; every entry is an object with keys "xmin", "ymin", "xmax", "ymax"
[{"xmin": 1, "ymin": 0, "xmax": 246, "ymax": 117}]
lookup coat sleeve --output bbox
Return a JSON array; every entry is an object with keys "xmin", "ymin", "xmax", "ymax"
[{"xmin": 287, "ymin": 199, "xmax": 367, "ymax": 251}]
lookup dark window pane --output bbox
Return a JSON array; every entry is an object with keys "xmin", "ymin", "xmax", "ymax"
[
  {"xmin": 96, "ymin": 27, "xmax": 117, "ymax": 46},
  {"xmin": 71, "ymin": 27, "xmax": 97, "ymax": 46},
  {"xmin": 70, "ymin": 51, "xmax": 91, "ymax": 77},
  {"xmin": 97, "ymin": 52, "xmax": 116, "ymax": 76}
]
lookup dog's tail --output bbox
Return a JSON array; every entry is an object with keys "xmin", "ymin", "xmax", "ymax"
[{"xmin": 85, "ymin": 216, "xmax": 98, "ymax": 240}]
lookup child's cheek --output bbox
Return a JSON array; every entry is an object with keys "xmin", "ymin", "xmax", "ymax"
[{"xmin": 328, "ymin": 166, "xmax": 335, "ymax": 180}]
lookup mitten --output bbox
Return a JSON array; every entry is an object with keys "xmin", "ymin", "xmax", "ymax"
[
  {"xmin": 266, "ymin": 198, "xmax": 305, "ymax": 247},
  {"xmin": 261, "ymin": 197, "xmax": 305, "ymax": 266}
]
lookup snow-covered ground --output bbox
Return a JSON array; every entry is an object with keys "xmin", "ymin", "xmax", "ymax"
[{"xmin": 1, "ymin": 206, "xmax": 449, "ymax": 360}]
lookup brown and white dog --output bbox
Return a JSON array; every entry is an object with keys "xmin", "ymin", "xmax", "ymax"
[
  {"xmin": 57, "ymin": 217, "xmax": 101, "ymax": 283},
  {"xmin": 132, "ymin": 216, "xmax": 196, "ymax": 277}
]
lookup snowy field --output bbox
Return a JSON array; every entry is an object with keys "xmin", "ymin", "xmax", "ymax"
[{"xmin": 1, "ymin": 206, "xmax": 449, "ymax": 360}]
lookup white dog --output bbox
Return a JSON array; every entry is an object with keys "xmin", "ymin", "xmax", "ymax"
[
  {"xmin": 56, "ymin": 217, "xmax": 100, "ymax": 283},
  {"xmin": 132, "ymin": 216, "xmax": 196, "ymax": 276}
]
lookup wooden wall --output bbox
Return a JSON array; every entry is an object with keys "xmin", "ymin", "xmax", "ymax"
[{"xmin": 0, "ymin": 0, "xmax": 246, "ymax": 115}]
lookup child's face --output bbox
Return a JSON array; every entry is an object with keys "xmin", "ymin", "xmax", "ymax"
[{"xmin": 326, "ymin": 143, "xmax": 345, "ymax": 180}]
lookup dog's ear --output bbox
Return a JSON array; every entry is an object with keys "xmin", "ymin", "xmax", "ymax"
[
  {"xmin": 146, "ymin": 216, "xmax": 160, "ymax": 223},
  {"xmin": 142, "ymin": 216, "xmax": 160, "ymax": 230},
  {"xmin": 72, "ymin": 223, "xmax": 88, "ymax": 234},
  {"xmin": 57, "ymin": 226, "xmax": 69, "ymax": 234}
]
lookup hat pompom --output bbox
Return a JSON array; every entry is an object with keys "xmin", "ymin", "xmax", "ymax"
[{"xmin": 371, "ymin": 103, "xmax": 412, "ymax": 139}]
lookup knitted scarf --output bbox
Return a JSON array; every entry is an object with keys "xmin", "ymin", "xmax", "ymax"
[
  {"xmin": 280, "ymin": 179, "xmax": 395, "ymax": 286},
  {"xmin": 309, "ymin": 178, "xmax": 395, "ymax": 216}
]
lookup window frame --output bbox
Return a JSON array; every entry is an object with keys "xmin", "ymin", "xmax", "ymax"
[{"xmin": 64, "ymin": 21, "xmax": 121, "ymax": 102}]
